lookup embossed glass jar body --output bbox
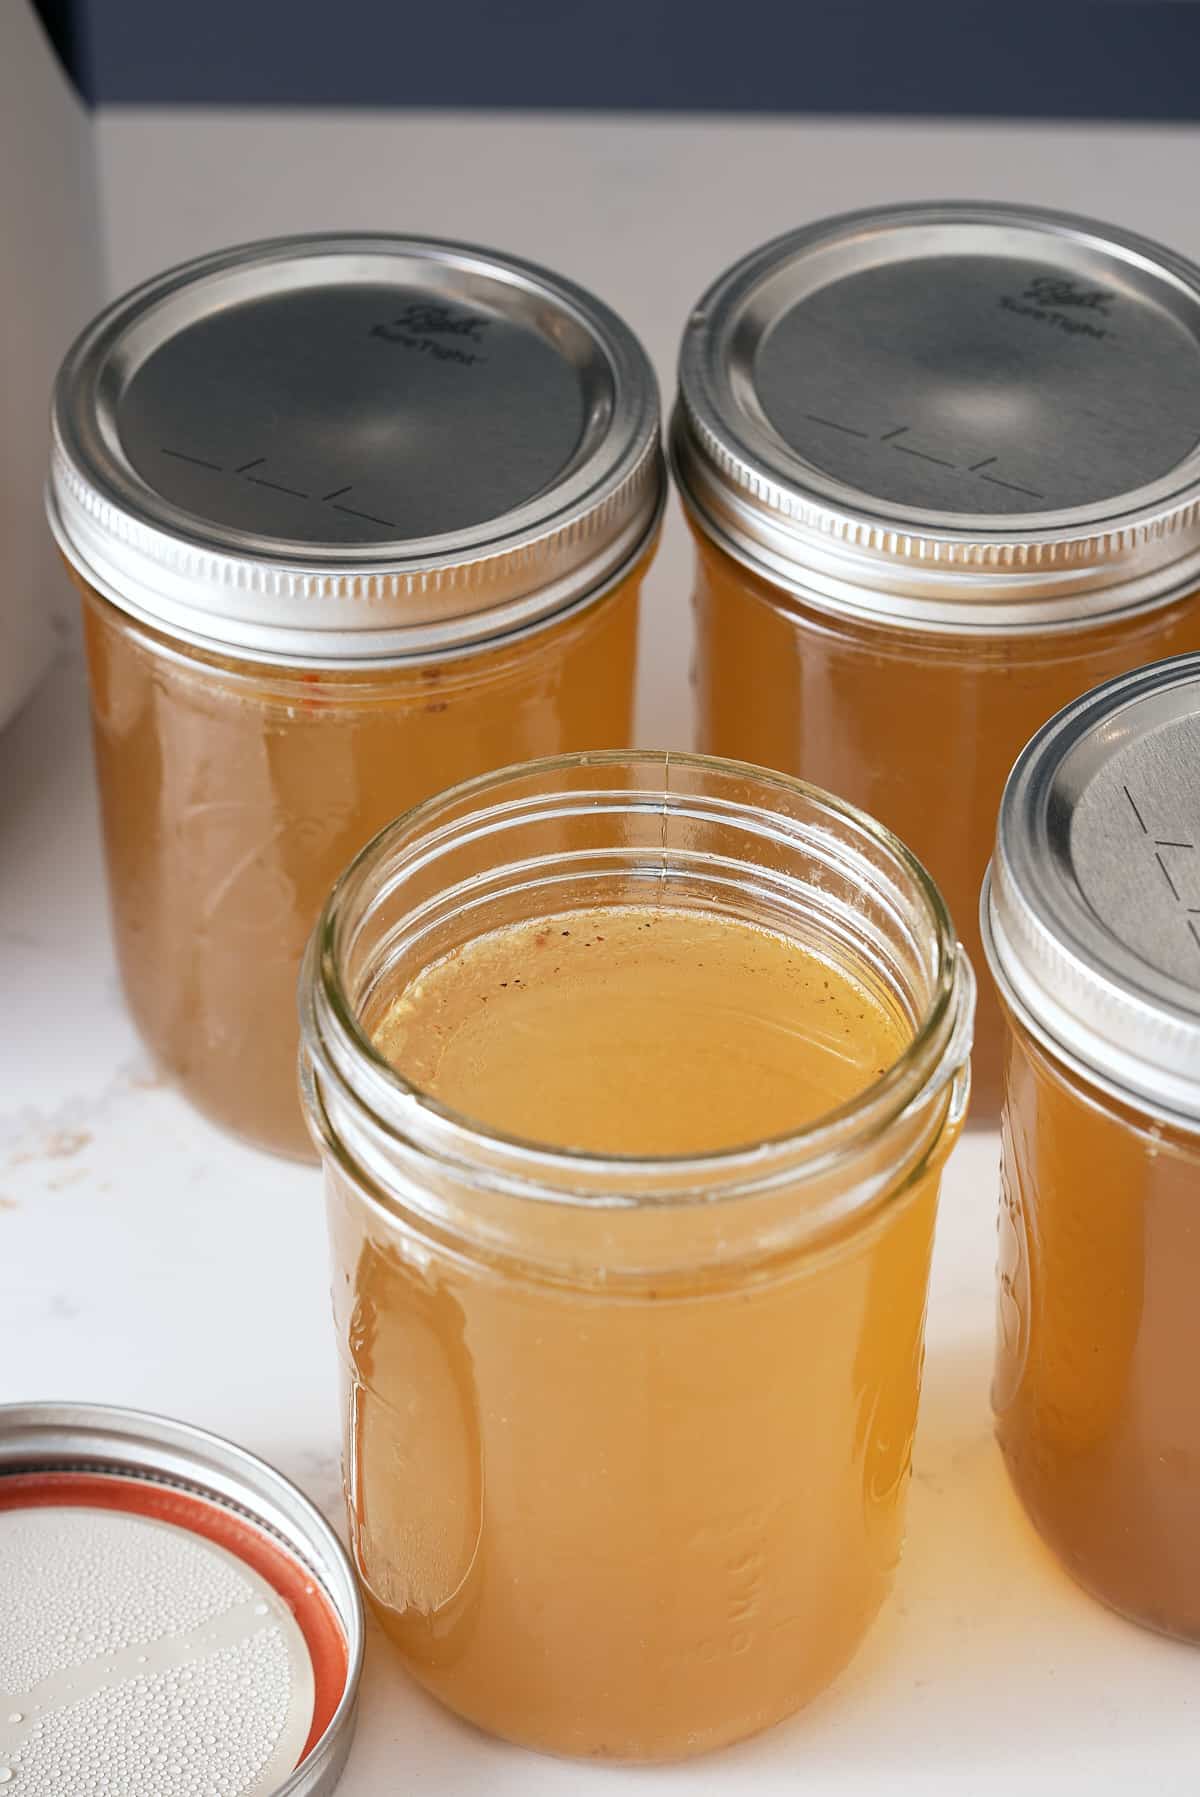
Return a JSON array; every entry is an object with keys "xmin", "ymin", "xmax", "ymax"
[
  {"xmin": 80, "ymin": 569, "xmax": 644, "ymax": 1158},
  {"xmin": 994, "ymin": 1013, "xmax": 1200, "ymax": 1641},
  {"xmin": 300, "ymin": 754, "xmax": 974, "ymax": 1760},
  {"xmin": 50, "ymin": 234, "xmax": 662, "ymax": 1156}
]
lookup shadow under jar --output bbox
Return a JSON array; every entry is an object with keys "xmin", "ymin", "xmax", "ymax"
[
  {"xmin": 984, "ymin": 655, "xmax": 1200, "ymax": 1641},
  {"xmin": 48, "ymin": 233, "xmax": 663, "ymax": 1159},
  {"xmin": 674, "ymin": 202, "xmax": 1200, "ymax": 1121},
  {"xmin": 299, "ymin": 752, "xmax": 974, "ymax": 1762}
]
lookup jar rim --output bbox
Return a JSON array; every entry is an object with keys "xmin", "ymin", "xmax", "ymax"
[
  {"xmin": 300, "ymin": 750, "xmax": 974, "ymax": 1207},
  {"xmin": 65, "ymin": 497, "xmax": 661, "ymax": 676}
]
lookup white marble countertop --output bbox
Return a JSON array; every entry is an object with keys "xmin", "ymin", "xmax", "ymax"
[{"xmin": 3, "ymin": 106, "xmax": 1199, "ymax": 1793}]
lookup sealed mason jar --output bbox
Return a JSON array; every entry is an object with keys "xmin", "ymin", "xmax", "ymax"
[
  {"xmin": 674, "ymin": 202, "xmax": 1200, "ymax": 1119},
  {"xmin": 299, "ymin": 751, "xmax": 974, "ymax": 1761},
  {"xmin": 48, "ymin": 235, "xmax": 663, "ymax": 1158},
  {"xmin": 983, "ymin": 654, "xmax": 1200, "ymax": 1641}
]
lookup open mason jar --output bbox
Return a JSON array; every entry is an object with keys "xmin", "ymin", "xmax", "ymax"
[
  {"xmin": 674, "ymin": 202, "xmax": 1200, "ymax": 1120},
  {"xmin": 48, "ymin": 235, "xmax": 663, "ymax": 1158},
  {"xmin": 299, "ymin": 751, "xmax": 974, "ymax": 1761},
  {"xmin": 984, "ymin": 655, "xmax": 1200, "ymax": 1643}
]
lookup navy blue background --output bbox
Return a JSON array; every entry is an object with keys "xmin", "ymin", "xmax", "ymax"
[{"xmin": 33, "ymin": 0, "xmax": 1199, "ymax": 119}]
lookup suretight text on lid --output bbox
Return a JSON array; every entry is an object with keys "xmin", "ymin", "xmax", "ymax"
[{"xmin": 48, "ymin": 233, "xmax": 663, "ymax": 664}]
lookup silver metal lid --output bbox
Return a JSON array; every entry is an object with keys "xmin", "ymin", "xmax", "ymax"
[
  {"xmin": 0, "ymin": 1402, "xmax": 362, "ymax": 1796},
  {"xmin": 49, "ymin": 233, "xmax": 663, "ymax": 665},
  {"xmin": 984, "ymin": 653, "xmax": 1200, "ymax": 1125},
  {"xmin": 674, "ymin": 202, "xmax": 1200, "ymax": 632}
]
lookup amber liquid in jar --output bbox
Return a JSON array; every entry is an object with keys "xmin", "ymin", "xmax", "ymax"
[
  {"xmin": 995, "ymin": 1017, "xmax": 1200, "ymax": 1640},
  {"xmin": 80, "ymin": 567, "xmax": 643, "ymax": 1159},
  {"xmin": 335, "ymin": 904, "xmax": 944, "ymax": 1760},
  {"xmin": 693, "ymin": 534, "xmax": 1200, "ymax": 1117}
]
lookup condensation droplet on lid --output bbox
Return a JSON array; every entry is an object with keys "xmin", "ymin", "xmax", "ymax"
[
  {"xmin": 0, "ymin": 1504, "xmax": 320, "ymax": 1793},
  {"xmin": 6, "ymin": 1715, "xmax": 21, "ymax": 1725}
]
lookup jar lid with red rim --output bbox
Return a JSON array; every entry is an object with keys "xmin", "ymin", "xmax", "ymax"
[{"xmin": 0, "ymin": 1402, "xmax": 363, "ymax": 1796}]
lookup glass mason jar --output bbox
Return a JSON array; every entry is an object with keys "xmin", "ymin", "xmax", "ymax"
[
  {"xmin": 984, "ymin": 655, "xmax": 1200, "ymax": 1641},
  {"xmin": 299, "ymin": 752, "xmax": 975, "ymax": 1762},
  {"xmin": 48, "ymin": 234, "xmax": 663, "ymax": 1158},
  {"xmin": 674, "ymin": 202, "xmax": 1200, "ymax": 1122}
]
